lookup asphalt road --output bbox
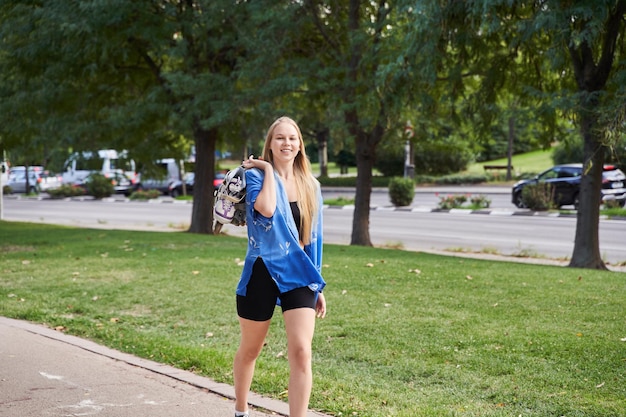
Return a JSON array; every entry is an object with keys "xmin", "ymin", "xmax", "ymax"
[{"xmin": 2, "ymin": 190, "xmax": 625, "ymax": 268}]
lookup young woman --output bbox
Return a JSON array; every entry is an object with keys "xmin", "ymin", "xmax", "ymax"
[{"xmin": 233, "ymin": 117, "xmax": 326, "ymax": 417}]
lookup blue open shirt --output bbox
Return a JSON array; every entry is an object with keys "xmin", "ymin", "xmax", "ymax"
[{"xmin": 236, "ymin": 168, "xmax": 325, "ymax": 299}]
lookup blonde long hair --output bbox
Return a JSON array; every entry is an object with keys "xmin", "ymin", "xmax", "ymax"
[{"xmin": 262, "ymin": 116, "xmax": 319, "ymax": 245}]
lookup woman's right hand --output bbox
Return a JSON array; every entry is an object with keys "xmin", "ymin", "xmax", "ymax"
[{"xmin": 242, "ymin": 155, "xmax": 271, "ymax": 171}]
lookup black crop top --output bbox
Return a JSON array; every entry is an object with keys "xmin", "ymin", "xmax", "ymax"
[{"xmin": 289, "ymin": 201, "xmax": 301, "ymax": 238}]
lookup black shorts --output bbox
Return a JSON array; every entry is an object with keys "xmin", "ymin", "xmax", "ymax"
[{"xmin": 237, "ymin": 257, "xmax": 316, "ymax": 321}]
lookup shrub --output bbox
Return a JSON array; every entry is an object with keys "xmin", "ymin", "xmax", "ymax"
[
  {"xmin": 318, "ymin": 176, "xmax": 390, "ymax": 187},
  {"xmin": 469, "ymin": 194, "xmax": 491, "ymax": 209},
  {"xmin": 129, "ymin": 189, "xmax": 161, "ymax": 200},
  {"xmin": 521, "ymin": 183, "xmax": 555, "ymax": 211},
  {"xmin": 602, "ymin": 199, "xmax": 623, "ymax": 210},
  {"xmin": 86, "ymin": 173, "xmax": 114, "ymax": 199},
  {"xmin": 374, "ymin": 143, "xmax": 405, "ymax": 177},
  {"xmin": 433, "ymin": 173, "xmax": 489, "ymax": 185},
  {"xmin": 437, "ymin": 194, "xmax": 468, "ymax": 209},
  {"xmin": 3, "ymin": 185, "xmax": 12, "ymax": 194},
  {"xmin": 414, "ymin": 141, "xmax": 474, "ymax": 175},
  {"xmin": 388, "ymin": 177, "xmax": 415, "ymax": 206},
  {"xmin": 46, "ymin": 184, "xmax": 86, "ymax": 199}
]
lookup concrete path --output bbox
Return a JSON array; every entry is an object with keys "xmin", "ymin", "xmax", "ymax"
[{"xmin": 0, "ymin": 317, "xmax": 330, "ymax": 417}]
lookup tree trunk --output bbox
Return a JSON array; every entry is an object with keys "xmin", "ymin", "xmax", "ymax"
[
  {"xmin": 568, "ymin": 113, "xmax": 607, "ymax": 270},
  {"xmin": 351, "ymin": 131, "xmax": 374, "ymax": 246},
  {"xmin": 507, "ymin": 115, "xmax": 514, "ymax": 181},
  {"xmin": 317, "ymin": 127, "xmax": 329, "ymax": 178},
  {"xmin": 24, "ymin": 164, "xmax": 31, "ymax": 194},
  {"xmin": 188, "ymin": 125, "xmax": 217, "ymax": 234},
  {"xmin": 564, "ymin": 2, "xmax": 626, "ymax": 269}
]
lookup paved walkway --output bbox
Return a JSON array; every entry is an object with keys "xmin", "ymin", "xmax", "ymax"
[{"xmin": 0, "ymin": 317, "xmax": 330, "ymax": 417}]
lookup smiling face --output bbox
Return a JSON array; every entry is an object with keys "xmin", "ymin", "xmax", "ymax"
[{"xmin": 268, "ymin": 121, "xmax": 302, "ymax": 164}]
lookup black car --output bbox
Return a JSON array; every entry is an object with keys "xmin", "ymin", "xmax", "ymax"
[
  {"xmin": 168, "ymin": 172, "xmax": 195, "ymax": 197},
  {"xmin": 512, "ymin": 163, "xmax": 626, "ymax": 209}
]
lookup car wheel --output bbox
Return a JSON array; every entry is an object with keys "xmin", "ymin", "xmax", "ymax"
[
  {"xmin": 513, "ymin": 192, "xmax": 526, "ymax": 208},
  {"xmin": 170, "ymin": 188, "xmax": 180, "ymax": 198}
]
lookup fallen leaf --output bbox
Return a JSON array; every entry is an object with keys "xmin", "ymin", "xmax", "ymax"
[
  {"xmin": 55, "ymin": 326, "xmax": 67, "ymax": 332},
  {"xmin": 409, "ymin": 269, "xmax": 421, "ymax": 274},
  {"xmin": 466, "ymin": 275, "xmax": 473, "ymax": 280},
  {"xmin": 341, "ymin": 290, "xmax": 347, "ymax": 295},
  {"xmin": 576, "ymin": 333, "xmax": 583, "ymax": 337},
  {"xmin": 596, "ymin": 382, "xmax": 605, "ymax": 388},
  {"xmin": 91, "ymin": 296, "xmax": 99, "ymax": 301},
  {"xmin": 366, "ymin": 263, "xmax": 374, "ymax": 267},
  {"xmin": 384, "ymin": 303, "xmax": 391, "ymax": 307},
  {"xmin": 21, "ymin": 260, "xmax": 31, "ymax": 265},
  {"xmin": 192, "ymin": 270, "xmax": 200, "ymax": 275},
  {"xmin": 276, "ymin": 351, "xmax": 284, "ymax": 358},
  {"xmin": 110, "ymin": 317, "xmax": 120, "ymax": 323},
  {"xmin": 620, "ymin": 337, "xmax": 626, "ymax": 342},
  {"xmin": 205, "ymin": 332, "xmax": 214, "ymax": 338}
]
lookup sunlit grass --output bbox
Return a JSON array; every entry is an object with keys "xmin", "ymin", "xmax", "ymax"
[
  {"xmin": 465, "ymin": 148, "xmax": 555, "ymax": 176},
  {"xmin": 2, "ymin": 221, "xmax": 625, "ymax": 417}
]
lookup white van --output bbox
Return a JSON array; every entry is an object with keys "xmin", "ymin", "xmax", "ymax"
[{"xmin": 62, "ymin": 149, "xmax": 138, "ymax": 184}]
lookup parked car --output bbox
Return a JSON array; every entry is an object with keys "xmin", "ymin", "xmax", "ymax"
[
  {"xmin": 512, "ymin": 163, "xmax": 626, "ymax": 209},
  {"xmin": 135, "ymin": 159, "xmax": 183, "ymax": 195},
  {"xmin": 37, "ymin": 170, "xmax": 64, "ymax": 192},
  {"xmin": 6, "ymin": 171, "xmax": 41, "ymax": 194},
  {"xmin": 8, "ymin": 165, "xmax": 43, "ymax": 181},
  {"xmin": 168, "ymin": 172, "xmax": 195, "ymax": 197},
  {"xmin": 5, "ymin": 169, "xmax": 62, "ymax": 194}
]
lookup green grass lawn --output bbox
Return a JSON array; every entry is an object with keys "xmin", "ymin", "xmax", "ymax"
[
  {"xmin": 2, "ymin": 222, "xmax": 625, "ymax": 416},
  {"xmin": 465, "ymin": 149, "xmax": 555, "ymax": 176}
]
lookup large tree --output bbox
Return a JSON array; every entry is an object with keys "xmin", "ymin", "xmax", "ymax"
[
  {"xmin": 296, "ymin": 0, "xmax": 430, "ymax": 246},
  {"xmin": 429, "ymin": 0, "xmax": 626, "ymax": 269},
  {"xmin": 0, "ymin": 0, "xmax": 255, "ymax": 234}
]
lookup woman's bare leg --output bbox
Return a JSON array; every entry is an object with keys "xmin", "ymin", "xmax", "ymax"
[
  {"xmin": 233, "ymin": 317, "xmax": 271, "ymax": 413},
  {"xmin": 283, "ymin": 308, "xmax": 316, "ymax": 417}
]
